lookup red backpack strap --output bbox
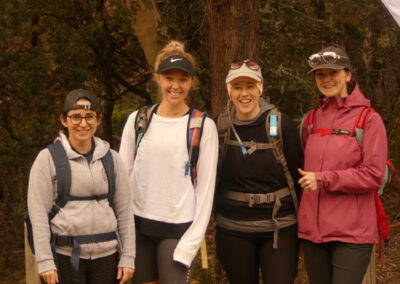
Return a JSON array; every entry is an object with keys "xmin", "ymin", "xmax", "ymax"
[
  {"xmin": 353, "ymin": 107, "xmax": 376, "ymax": 146},
  {"xmin": 185, "ymin": 109, "xmax": 207, "ymax": 186},
  {"xmin": 387, "ymin": 160, "xmax": 396, "ymax": 186},
  {"xmin": 300, "ymin": 108, "xmax": 318, "ymax": 151},
  {"xmin": 307, "ymin": 108, "xmax": 318, "ymax": 135},
  {"xmin": 356, "ymin": 108, "xmax": 390, "ymax": 258},
  {"xmin": 374, "ymin": 192, "xmax": 389, "ymax": 259}
]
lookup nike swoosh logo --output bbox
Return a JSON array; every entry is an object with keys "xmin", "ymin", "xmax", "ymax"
[{"xmin": 170, "ymin": 58, "xmax": 183, "ymax": 63}]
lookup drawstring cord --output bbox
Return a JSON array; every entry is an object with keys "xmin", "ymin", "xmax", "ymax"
[{"xmin": 227, "ymin": 98, "xmax": 248, "ymax": 155}]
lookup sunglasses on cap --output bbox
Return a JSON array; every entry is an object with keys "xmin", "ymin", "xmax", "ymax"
[
  {"xmin": 230, "ymin": 59, "xmax": 260, "ymax": 71},
  {"xmin": 308, "ymin": 51, "xmax": 349, "ymax": 68}
]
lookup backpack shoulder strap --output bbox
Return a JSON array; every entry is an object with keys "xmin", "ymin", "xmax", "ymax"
[
  {"xmin": 353, "ymin": 107, "xmax": 375, "ymax": 147},
  {"xmin": 134, "ymin": 104, "xmax": 157, "ymax": 156},
  {"xmin": 216, "ymin": 107, "xmax": 231, "ymax": 173},
  {"xmin": 101, "ymin": 150, "xmax": 116, "ymax": 208},
  {"xmin": 47, "ymin": 140, "xmax": 71, "ymax": 211},
  {"xmin": 265, "ymin": 108, "xmax": 299, "ymax": 214},
  {"xmin": 306, "ymin": 108, "xmax": 318, "ymax": 135},
  {"xmin": 186, "ymin": 108, "xmax": 207, "ymax": 186}
]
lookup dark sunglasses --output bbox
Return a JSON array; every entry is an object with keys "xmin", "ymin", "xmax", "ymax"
[
  {"xmin": 308, "ymin": 51, "xmax": 349, "ymax": 68},
  {"xmin": 230, "ymin": 59, "xmax": 260, "ymax": 71}
]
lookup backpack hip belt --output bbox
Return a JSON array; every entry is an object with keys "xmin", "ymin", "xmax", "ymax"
[
  {"xmin": 53, "ymin": 231, "xmax": 118, "ymax": 282},
  {"xmin": 223, "ymin": 187, "xmax": 291, "ymax": 248},
  {"xmin": 223, "ymin": 187, "xmax": 290, "ymax": 208}
]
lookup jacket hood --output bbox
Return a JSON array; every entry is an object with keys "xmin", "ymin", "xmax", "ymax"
[
  {"xmin": 56, "ymin": 131, "xmax": 110, "ymax": 161},
  {"xmin": 318, "ymin": 82, "xmax": 371, "ymax": 110},
  {"xmin": 229, "ymin": 97, "xmax": 275, "ymax": 126}
]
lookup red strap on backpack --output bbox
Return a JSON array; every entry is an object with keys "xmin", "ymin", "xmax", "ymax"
[
  {"xmin": 354, "ymin": 107, "xmax": 375, "ymax": 132},
  {"xmin": 186, "ymin": 109, "xmax": 206, "ymax": 186},
  {"xmin": 307, "ymin": 107, "xmax": 390, "ymax": 258},
  {"xmin": 357, "ymin": 107, "xmax": 389, "ymax": 259},
  {"xmin": 374, "ymin": 191, "xmax": 389, "ymax": 259}
]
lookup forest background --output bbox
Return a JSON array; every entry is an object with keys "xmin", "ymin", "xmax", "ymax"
[{"xmin": 0, "ymin": 0, "xmax": 399, "ymax": 283}]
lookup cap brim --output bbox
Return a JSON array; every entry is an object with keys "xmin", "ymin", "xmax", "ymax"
[
  {"xmin": 225, "ymin": 71, "xmax": 262, "ymax": 83},
  {"xmin": 308, "ymin": 64, "xmax": 345, "ymax": 74},
  {"xmin": 157, "ymin": 66, "xmax": 195, "ymax": 76}
]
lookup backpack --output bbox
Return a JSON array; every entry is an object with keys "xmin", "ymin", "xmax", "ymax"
[
  {"xmin": 302, "ymin": 106, "xmax": 395, "ymax": 258},
  {"xmin": 302, "ymin": 107, "xmax": 396, "ymax": 195},
  {"xmin": 24, "ymin": 140, "xmax": 117, "ymax": 281},
  {"xmin": 216, "ymin": 107, "xmax": 299, "ymax": 248},
  {"xmin": 134, "ymin": 104, "xmax": 207, "ymax": 186}
]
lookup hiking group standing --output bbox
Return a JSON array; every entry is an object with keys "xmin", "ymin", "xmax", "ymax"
[{"xmin": 27, "ymin": 42, "xmax": 389, "ymax": 284}]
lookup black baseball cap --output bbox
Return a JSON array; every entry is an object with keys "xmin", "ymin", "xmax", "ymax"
[
  {"xmin": 156, "ymin": 55, "xmax": 195, "ymax": 76},
  {"xmin": 308, "ymin": 46, "xmax": 352, "ymax": 73},
  {"xmin": 62, "ymin": 89, "xmax": 101, "ymax": 113}
]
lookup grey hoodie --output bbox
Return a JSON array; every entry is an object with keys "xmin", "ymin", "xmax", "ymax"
[{"xmin": 27, "ymin": 132, "xmax": 135, "ymax": 274}]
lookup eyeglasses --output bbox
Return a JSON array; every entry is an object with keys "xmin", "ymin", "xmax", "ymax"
[
  {"xmin": 67, "ymin": 114, "xmax": 98, "ymax": 125},
  {"xmin": 308, "ymin": 51, "xmax": 348, "ymax": 68},
  {"xmin": 230, "ymin": 59, "xmax": 260, "ymax": 71}
]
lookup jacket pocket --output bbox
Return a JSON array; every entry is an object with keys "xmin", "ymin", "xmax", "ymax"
[
  {"xmin": 298, "ymin": 191, "xmax": 319, "ymax": 236},
  {"xmin": 319, "ymin": 190, "xmax": 359, "ymax": 238}
]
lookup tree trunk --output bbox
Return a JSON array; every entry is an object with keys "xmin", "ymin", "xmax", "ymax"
[
  {"xmin": 206, "ymin": 0, "xmax": 260, "ymax": 117},
  {"xmin": 103, "ymin": 99, "xmax": 115, "ymax": 149},
  {"xmin": 125, "ymin": 0, "xmax": 162, "ymax": 66}
]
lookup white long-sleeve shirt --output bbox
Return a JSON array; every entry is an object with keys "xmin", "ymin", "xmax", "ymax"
[{"xmin": 119, "ymin": 110, "xmax": 218, "ymax": 267}]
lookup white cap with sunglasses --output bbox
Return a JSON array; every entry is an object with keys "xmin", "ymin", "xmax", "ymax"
[
  {"xmin": 308, "ymin": 46, "xmax": 352, "ymax": 73},
  {"xmin": 225, "ymin": 59, "xmax": 263, "ymax": 83}
]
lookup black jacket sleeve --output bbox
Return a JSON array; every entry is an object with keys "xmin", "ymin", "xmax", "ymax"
[{"xmin": 281, "ymin": 113, "xmax": 303, "ymax": 197}]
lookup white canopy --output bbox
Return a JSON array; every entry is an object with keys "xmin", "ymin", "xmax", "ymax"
[{"xmin": 381, "ymin": 0, "xmax": 400, "ymax": 28}]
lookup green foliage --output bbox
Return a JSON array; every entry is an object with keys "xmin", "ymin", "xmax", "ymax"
[{"xmin": 157, "ymin": 0, "xmax": 211, "ymax": 110}]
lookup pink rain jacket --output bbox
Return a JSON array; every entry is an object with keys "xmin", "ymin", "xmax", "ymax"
[{"xmin": 298, "ymin": 84, "xmax": 387, "ymax": 244}]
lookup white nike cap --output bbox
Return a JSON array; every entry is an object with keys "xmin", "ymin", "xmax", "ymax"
[{"xmin": 156, "ymin": 55, "xmax": 195, "ymax": 76}]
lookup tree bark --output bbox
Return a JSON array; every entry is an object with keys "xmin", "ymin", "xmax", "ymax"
[
  {"xmin": 125, "ymin": 0, "xmax": 162, "ymax": 66},
  {"xmin": 103, "ymin": 98, "xmax": 115, "ymax": 149},
  {"xmin": 206, "ymin": 0, "xmax": 260, "ymax": 117}
]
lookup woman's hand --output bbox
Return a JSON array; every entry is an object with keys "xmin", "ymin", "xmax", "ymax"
[
  {"xmin": 117, "ymin": 267, "xmax": 135, "ymax": 284},
  {"xmin": 40, "ymin": 270, "xmax": 58, "ymax": 284},
  {"xmin": 298, "ymin": 168, "xmax": 318, "ymax": 192}
]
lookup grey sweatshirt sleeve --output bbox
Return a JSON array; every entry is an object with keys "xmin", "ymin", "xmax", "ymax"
[
  {"xmin": 111, "ymin": 150, "xmax": 136, "ymax": 269},
  {"xmin": 27, "ymin": 149, "xmax": 57, "ymax": 274}
]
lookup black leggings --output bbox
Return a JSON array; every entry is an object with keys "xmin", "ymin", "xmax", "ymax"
[
  {"xmin": 57, "ymin": 253, "xmax": 118, "ymax": 284},
  {"xmin": 301, "ymin": 239, "xmax": 373, "ymax": 284},
  {"xmin": 132, "ymin": 232, "xmax": 194, "ymax": 284},
  {"xmin": 216, "ymin": 229, "xmax": 299, "ymax": 284}
]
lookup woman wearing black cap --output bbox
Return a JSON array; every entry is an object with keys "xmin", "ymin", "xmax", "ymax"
[
  {"xmin": 298, "ymin": 47, "xmax": 388, "ymax": 284},
  {"xmin": 119, "ymin": 41, "xmax": 218, "ymax": 284},
  {"xmin": 27, "ymin": 89, "xmax": 135, "ymax": 284},
  {"xmin": 214, "ymin": 60, "xmax": 302, "ymax": 284}
]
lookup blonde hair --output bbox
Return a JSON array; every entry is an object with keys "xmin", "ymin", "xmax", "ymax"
[{"xmin": 154, "ymin": 40, "xmax": 196, "ymax": 72}]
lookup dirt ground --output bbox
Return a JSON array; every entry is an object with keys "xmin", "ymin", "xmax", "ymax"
[{"xmin": 1, "ymin": 190, "xmax": 399, "ymax": 284}]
